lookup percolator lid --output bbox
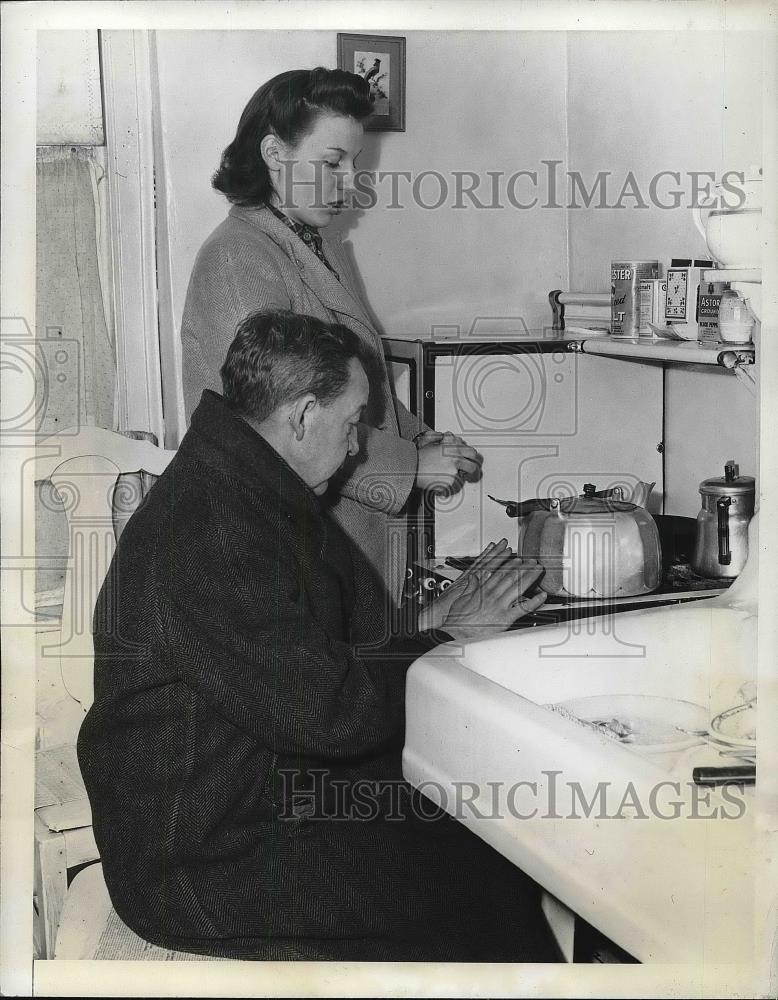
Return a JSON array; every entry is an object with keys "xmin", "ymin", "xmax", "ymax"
[{"xmin": 700, "ymin": 476, "xmax": 755, "ymax": 496}]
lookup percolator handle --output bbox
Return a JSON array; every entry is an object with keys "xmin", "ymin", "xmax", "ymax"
[{"xmin": 717, "ymin": 496, "xmax": 733, "ymax": 565}]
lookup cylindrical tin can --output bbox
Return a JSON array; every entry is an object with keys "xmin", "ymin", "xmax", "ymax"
[
  {"xmin": 611, "ymin": 260, "xmax": 661, "ymax": 338},
  {"xmin": 638, "ymin": 277, "xmax": 667, "ymax": 338}
]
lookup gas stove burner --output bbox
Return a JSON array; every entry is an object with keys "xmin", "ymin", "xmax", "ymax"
[{"xmin": 666, "ymin": 562, "xmax": 735, "ymax": 592}]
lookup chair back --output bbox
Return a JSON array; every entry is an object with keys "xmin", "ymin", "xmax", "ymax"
[{"xmin": 36, "ymin": 428, "xmax": 175, "ymax": 712}]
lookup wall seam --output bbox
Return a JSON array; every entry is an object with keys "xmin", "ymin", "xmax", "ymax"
[{"xmin": 563, "ymin": 30, "xmax": 571, "ymax": 293}]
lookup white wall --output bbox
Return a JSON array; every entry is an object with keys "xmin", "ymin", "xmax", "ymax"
[
  {"xmin": 153, "ymin": 30, "xmax": 569, "ymax": 340},
  {"xmin": 565, "ymin": 30, "xmax": 762, "ymax": 515},
  {"xmin": 566, "ymin": 30, "xmax": 762, "ymax": 288}
]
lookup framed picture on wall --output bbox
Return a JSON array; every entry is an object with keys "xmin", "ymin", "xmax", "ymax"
[{"xmin": 337, "ymin": 33, "xmax": 406, "ymax": 131}]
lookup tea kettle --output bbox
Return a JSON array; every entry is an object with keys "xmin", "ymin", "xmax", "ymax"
[
  {"xmin": 691, "ymin": 461, "xmax": 755, "ymax": 579},
  {"xmin": 490, "ymin": 484, "xmax": 661, "ymax": 598}
]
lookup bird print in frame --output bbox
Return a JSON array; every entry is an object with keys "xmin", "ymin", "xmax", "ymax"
[
  {"xmin": 337, "ymin": 34, "xmax": 406, "ymax": 132},
  {"xmin": 355, "ymin": 51, "xmax": 390, "ymax": 116}
]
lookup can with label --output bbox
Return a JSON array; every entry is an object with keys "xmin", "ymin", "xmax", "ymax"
[
  {"xmin": 611, "ymin": 260, "xmax": 661, "ymax": 338},
  {"xmin": 697, "ymin": 280, "xmax": 729, "ymax": 346},
  {"xmin": 638, "ymin": 278, "xmax": 667, "ymax": 338}
]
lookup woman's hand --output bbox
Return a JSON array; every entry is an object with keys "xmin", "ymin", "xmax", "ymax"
[
  {"xmin": 413, "ymin": 430, "xmax": 445, "ymax": 448},
  {"xmin": 434, "ymin": 543, "xmax": 546, "ymax": 640},
  {"xmin": 415, "ymin": 430, "xmax": 482, "ymax": 495}
]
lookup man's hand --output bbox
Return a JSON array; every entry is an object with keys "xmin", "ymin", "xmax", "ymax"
[
  {"xmin": 437, "ymin": 543, "xmax": 547, "ymax": 640},
  {"xmin": 415, "ymin": 430, "xmax": 483, "ymax": 495},
  {"xmin": 418, "ymin": 539, "xmax": 515, "ymax": 632}
]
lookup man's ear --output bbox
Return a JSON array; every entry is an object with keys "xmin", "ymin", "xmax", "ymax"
[
  {"xmin": 260, "ymin": 133, "xmax": 283, "ymax": 174},
  {"xmin": 288, "ymin": 394, "xmax": 317, "ymax": 442}
]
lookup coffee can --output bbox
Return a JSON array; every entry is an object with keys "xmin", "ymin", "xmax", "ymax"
[{"xmin": 611, "ymin": 260, "xmax": 661, "ymax": 338}]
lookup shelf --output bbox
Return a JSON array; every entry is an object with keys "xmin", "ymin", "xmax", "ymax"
[
  {"xmin": 703, "ymin": 268, "xmax": 761, "ymax": 283},
  {"xmin": 384, "ymin": 334, "xmax": 755, "ymax": 369},
  {"xmin": 569, "ymin": 337, "xmax": 755, "ymax": 367}
]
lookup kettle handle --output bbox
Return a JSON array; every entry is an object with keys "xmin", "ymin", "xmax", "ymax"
[{"xmin": 717, "ymin": 496, "xmax": 733, "ymax": 565}]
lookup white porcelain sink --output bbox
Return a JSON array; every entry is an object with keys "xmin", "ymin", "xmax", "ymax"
[{"xmin": 403, "ymin": 599, "xmax": 757, "ymax": 964}]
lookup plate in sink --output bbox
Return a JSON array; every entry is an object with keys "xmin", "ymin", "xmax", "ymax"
[
  {"xmin": 549, "ymin": 695, "xmax": 709, "ymax": 753},
  {"xmin": 709, "ymin": 699, "xmax": 756, "ymax": 748}
]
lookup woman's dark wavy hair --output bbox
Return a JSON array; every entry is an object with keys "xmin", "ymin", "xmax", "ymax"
[{"xmin": 212, "ymin": 68, "xmax": 373, "ymax": 207}]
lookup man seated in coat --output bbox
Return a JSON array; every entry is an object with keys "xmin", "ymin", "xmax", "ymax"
[{"xmin": 77, "ymin": 310, "xmax": 555, "ymax": 962}]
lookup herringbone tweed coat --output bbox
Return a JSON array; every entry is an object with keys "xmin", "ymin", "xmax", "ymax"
[
  {"xmin": 180, "ymin": 206, "xmax": 425, "ymax": 608},
  {"xmin": 77, "ymin": 391, "xmax": 555, "ymax": 962}
]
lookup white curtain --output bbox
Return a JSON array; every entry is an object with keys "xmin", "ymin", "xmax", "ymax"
[
  {"xmin": 36, "ymin": 146, "xmax": 116, "ymax": 599},
  {"xmin": 36, "ymin": 146, "xmax": 116, "ymax": 430}
]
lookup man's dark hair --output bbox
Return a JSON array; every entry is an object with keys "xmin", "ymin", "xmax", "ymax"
[
  {"xmin": 220, "ymin": 311, "xmax": 375, "ymax": 423},
  {"xmin": 212, "ymin": 68, "xmax": 373, "ymax": 207}
]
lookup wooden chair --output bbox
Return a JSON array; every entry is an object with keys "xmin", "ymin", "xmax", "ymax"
[
  {"xmin": 55, "ymin": 862, "xmax": 225, "ymax": 960},
  {"xmin": 33, "ymin": 427, "xmax": 175, "ymax": 958}
]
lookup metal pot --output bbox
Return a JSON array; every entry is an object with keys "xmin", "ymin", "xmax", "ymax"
[
  {"xmin": 491, "ymin": 484, "xmax": 662, "ymax": 599},
  {"xmin": 692, "ymin": 462, "xmax": 755, "ymax": 579}
]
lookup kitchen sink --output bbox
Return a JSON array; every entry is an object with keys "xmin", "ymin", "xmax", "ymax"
[{"xmin": 402, "ymin": 599, "xmax": 757, "ymax": 965}]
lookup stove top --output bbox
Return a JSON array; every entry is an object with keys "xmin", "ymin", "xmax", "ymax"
[
  {"xmin": 406, "ymin": 514, "xmax": 735, "ymax": 628},
  {"xmin": 540, "ymin": 564, "xmax": 730, "ymax": 606}
]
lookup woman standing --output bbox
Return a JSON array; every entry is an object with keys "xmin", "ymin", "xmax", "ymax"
[{"xmin": 180, "ymin": 67, "xmax": 480, "ymax": 611}]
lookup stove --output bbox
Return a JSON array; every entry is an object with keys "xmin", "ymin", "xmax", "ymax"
[{"xmin": 406, "ymin": 514, "xmax": 732, "ymax": 630}]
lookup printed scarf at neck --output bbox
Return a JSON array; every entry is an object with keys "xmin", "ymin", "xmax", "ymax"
[{"xmin": 267, "ymin": 203, "xmax": 340, "ymax": 280}]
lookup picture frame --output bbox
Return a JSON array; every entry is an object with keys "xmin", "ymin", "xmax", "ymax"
[{"xmin": 336, "ymin": 33, "xmax": 406, "ymax": 132}]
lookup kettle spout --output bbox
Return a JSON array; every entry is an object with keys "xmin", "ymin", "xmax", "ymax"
[{"xmin": 629, "ymin": 481, "xmax": 655, "ymax": 507}]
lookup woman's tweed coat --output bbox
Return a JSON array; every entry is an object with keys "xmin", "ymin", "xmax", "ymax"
[
  {"xmin": 76, "ymin": 391, "xmax": 554, "ymax": 962},
  {"xmin": 180, "ymin": 206, "xmax": 425, "ymax": 608}
]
